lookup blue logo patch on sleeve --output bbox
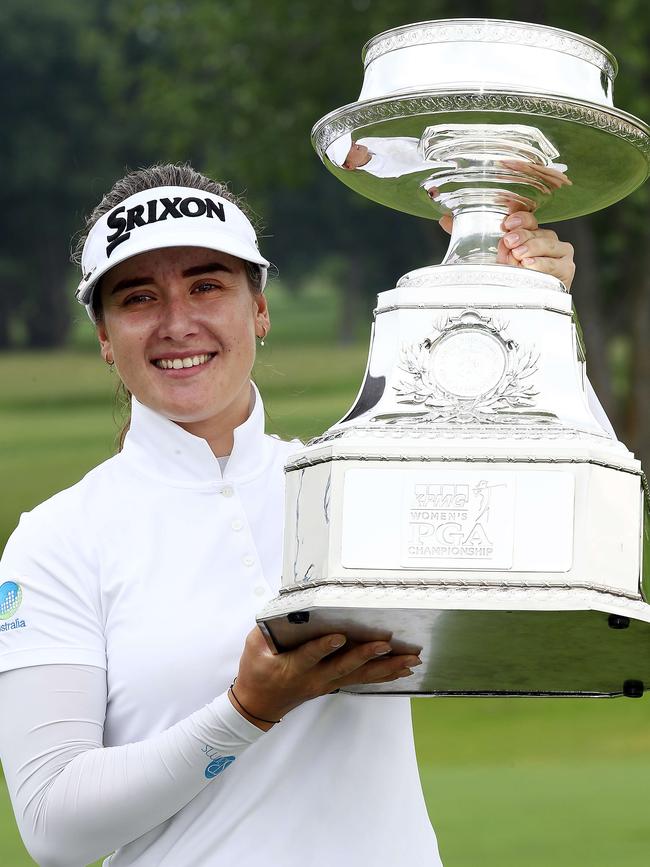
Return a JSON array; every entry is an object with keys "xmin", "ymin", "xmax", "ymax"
[
  {"xmin": 204, "ymin": 755, "xmax": 236, "ymax": 779},
  {"xmin": 0, "ymin": 581, "xmax": 23, "ymax": 620}
]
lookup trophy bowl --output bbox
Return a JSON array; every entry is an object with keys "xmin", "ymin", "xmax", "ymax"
[
  {"xmin": 313, "ymin": 19, "xmax": 649, "ymax": 225},
  {"xmin": 257, "ymin": 19, "xmax": 650, "ymax": 698}
]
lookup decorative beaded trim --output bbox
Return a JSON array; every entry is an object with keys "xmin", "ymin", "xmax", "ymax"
[
  {"xmin": 363, "ymin": 21, "xmax": 617, "ymax": 81},
  {"xmin": 313, "ymin": 92, "xmax": 650, "ymax": 162}
]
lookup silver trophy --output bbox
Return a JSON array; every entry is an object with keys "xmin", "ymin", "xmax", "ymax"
[{"xmin": 258, "ymin": 19, "xmax": 650, "ymax": 697}]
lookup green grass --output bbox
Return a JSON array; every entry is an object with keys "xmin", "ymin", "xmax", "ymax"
[{"xmin": 1, "ymin": 348, "xmax": 650, "ymax": 866}]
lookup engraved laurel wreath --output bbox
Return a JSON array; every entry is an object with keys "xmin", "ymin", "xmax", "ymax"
[{"xmin": 394, "ymin": 309, "xmax": 540, "ymax": 423}]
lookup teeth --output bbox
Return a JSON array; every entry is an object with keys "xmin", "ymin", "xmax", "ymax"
[{"xmin": 155, "ymin": 353, "xmax": 213, "ymax": 370}]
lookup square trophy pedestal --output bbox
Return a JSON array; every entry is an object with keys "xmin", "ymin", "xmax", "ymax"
[{"xmin": 258, "ymin": 444, "xmax": 650, "ymax": 697}]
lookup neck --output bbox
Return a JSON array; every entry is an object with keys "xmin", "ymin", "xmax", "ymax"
[{"xmin": 176, "ymin": 382, "xmax": 252, "ymax": 458}]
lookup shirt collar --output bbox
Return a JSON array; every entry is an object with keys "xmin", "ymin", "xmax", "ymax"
[{"xmin": 120, "ymin": 382, "xmax": 269, "ymax": 486}]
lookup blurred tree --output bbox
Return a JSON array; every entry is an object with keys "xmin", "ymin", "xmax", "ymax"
[
  {"xmin": 0, "ymin": 0, "xmax": 648, "ymax": 460},
  {"xmin": 0, "ymin": 0, "xmax": 147, "ymax": 348}
]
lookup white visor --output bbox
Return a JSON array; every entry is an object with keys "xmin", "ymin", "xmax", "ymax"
[
  {"xmin": 326, "ymin": 134, "xmax": 353, "ymax": 168},
  {"xmin": 76, "ymin": 185, "xmax": 270, "ymax": 318}
]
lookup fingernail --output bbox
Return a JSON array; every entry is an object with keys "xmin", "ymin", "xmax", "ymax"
[
  {"xmin": 373, "ymin": 643, "xmax": 392, "ymax": 656},
  {"xmin": 408, "ymin": 658, "xmax": 423, "ymax": 667},
  {"xmin": 523, "ymin": 257, "xmax": 536, "ymax": 266},
  {"xmin": 400, "ymin": 668, "xmax": 414, "ymax": 677},
  {"xmin": 514, "ymin": 244, "xmax": 528, "ymax": 256},
  {"xmin": 330, "ymin": 636, "xmax": 346, "ymax": 649},
  {"xmin": 504, "ymin": 232, "xmax": 519, "ymax": 246},
  {"xmin": 505, "ymin": 215, "xmax": 522, "ymax": 228}
]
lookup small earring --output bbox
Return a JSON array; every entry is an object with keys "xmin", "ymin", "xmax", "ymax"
[
  {"xmin": 258, "ymin": 327, "xmax": 267, "ymax": 347},
  {"xmin": 105, "ymin": 355, "xmax": 114, "ymax": 367}
]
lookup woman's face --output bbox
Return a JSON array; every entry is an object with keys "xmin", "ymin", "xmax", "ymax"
[{"xmin": 96, "ymin": 246, "xmax": 269, "ymax": 432}]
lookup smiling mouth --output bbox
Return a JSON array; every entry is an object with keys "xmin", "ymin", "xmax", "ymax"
[{"xmin": 152, "ymin": 353, "xmax": 216, "ymax": 370}]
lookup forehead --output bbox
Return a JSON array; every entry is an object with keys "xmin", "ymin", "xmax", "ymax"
[{"xmin": 103, "ymin": 246, "xmax": 245, "ymax": 287}]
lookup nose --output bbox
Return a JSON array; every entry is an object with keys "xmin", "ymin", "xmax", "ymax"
[{"xmin": 156, "ymin": 292, "xmax": 200, "ymax": 341}]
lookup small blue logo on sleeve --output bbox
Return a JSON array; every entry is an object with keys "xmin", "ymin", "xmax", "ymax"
[
  {"xmin": 204, "ymin": 755, "xmax": 236, "ymax": 779},
  {"xmin": 0, "ymin": 581, "xmax": 23, "ymax": 620}
]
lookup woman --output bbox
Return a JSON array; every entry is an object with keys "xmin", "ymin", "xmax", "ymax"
[{"xmin": 0, "ymin": 163, "xmax": 576, "ymax": 867}]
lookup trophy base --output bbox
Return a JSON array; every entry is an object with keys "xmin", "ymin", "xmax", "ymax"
[{"xmin": 257, "ymin": 585, "xmax": 650, "ymax": 697}]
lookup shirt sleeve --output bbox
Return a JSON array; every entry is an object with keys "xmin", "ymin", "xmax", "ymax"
[
  {"xmin": 0, "ymin": 663, "xmax": 266, "ymax": 867},
  {"xmin": 0, "ymin": 503, "xmax": 106, "ymax": 672}
]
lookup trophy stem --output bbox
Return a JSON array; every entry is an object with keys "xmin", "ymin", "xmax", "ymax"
[{"xmin": 440, "ymin": 192, "xmax": 533, "ymax": 265}]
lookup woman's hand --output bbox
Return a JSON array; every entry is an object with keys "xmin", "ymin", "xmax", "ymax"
[
  {"xmin": 439, "ymin": 210, "xmax": 575, "ymax": 290},
  {"xmin": 230, "ymin": 627, "xmax": 421, "ymax": 729}
]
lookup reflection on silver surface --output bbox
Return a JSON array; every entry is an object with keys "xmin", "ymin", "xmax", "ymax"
[
  {"xmin": 260, "ymin": 588, "xmax": 650, "ymax": 697},
  {"xmin": 326, "ymin": 135, "xmax": 431, "ymax": 177},
  {"xmin": 418, "ymin": 123, "xmax": 571, "ymax": 263},
  {"xmin": 258, "ymin": 18, "xmax": 650, "ymax": 697}
]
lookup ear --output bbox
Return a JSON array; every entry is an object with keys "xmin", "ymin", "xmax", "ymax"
[
  {"xmin": 96, "ymin": 319, "xmax": 114, "ymax": 365},
  {"xmin": 253, "ymin": 291, "xmax": 270, "ymax": 339}
]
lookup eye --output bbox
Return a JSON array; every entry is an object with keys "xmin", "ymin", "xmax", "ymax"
[
  {"xmin": 122, "ymin": 293, "xmax": 154, "ymax": 307},
  {"xmin": 192, "ymin": 280, "xmax": 222, "ymax": 295}
]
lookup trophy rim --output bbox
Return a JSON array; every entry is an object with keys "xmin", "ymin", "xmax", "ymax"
[
  {"xmin": 312, "ymin": 88, "xmax": 650, "ymax": 156},
  {"xmin": 361, "ymin": 18, "xmax": 618, "ymax": 80}
]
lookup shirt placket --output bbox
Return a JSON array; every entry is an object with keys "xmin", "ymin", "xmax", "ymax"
[{"xmin": 219, "ymin": 483, "xmax": 273, "ymax": 605}]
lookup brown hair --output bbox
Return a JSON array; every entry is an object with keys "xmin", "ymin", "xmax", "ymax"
[{"xmin": 75, "ymin": 162, "xmax": 265, "ymax": 449}]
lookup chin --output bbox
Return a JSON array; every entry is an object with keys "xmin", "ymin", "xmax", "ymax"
[{"xmin": 158, "ymin": 403, "xmax": 221, "ymax": 425}]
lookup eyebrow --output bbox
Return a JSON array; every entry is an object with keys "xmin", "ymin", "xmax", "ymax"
[{"xmin": 110, "ymin": 262, "xmax": 233, "ymax": 295}]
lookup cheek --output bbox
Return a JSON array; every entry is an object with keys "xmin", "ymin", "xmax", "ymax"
[
  {"xmin": 223, "ymin": 308, "xmax": 257, "ymax": 351},
  {"xmin": 104, "ymin": 320, "xmax": 149, "ymax": 375}
]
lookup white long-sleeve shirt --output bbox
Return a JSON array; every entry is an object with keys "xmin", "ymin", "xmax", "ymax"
[{"xmin": 0, "ymin": 384, "xmax": 441, "ymax": 867}]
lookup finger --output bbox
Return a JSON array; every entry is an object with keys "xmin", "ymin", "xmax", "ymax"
[
  {"xmin": 528, "ymin": 164, "xmax": 572, "ymax": 188},
  {"xmin": 503, "ymin": 230, "xmax": 563, "ymax": 261},
  {"xmin": 330, "ymin": 653, "xmax": 422, "ymax": 687},
  {"xmin": 508, "ymin": 238, "xmax": 569, "ymax": 264},
  {"xmin": 518, "ymin": 236, "xmax": 571, "ymax": 261},
  {"xmin": 499, "ymin": 161, "xmax": 571, "ymax": 190},
  {"xmin": 320, "ymin": 640, "xmax": 398, "ymax": 682},
  {"xmin": 496, "ymin": 236, "xmax": 509, "ymax": 265},
  {"xmin": 438, "ymin": 213, "xmax": 453, "ymax": 235},
  {"xmin": 290, "ymin": 633, "xmax": 348, "ymax": 672},
  {"xmin": 519, "ymin": 255, "xmax": 575, "ymax": 284},
  {"xmin": 336, "ymin": 663, "xmax": 418, "ymax": 688},
  {"xmin": 501, "ymin": 211, "xmax": 539, "ymax": 233}
]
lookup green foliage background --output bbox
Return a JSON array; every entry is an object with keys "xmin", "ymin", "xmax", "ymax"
[
  {"xmin": 1, "ymin": 1, "xmax": 650, "ymax": 864},
  {"xmin": 1, "ymin": 0, "xmax": 649, "ymax": 449}
]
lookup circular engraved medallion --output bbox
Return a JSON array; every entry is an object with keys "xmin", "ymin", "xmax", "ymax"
[{"xmin": 430, "ymin": 329, "xmax": 507, "ymax": 397}]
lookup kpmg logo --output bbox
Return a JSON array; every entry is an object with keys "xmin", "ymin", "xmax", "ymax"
[
  {"xmin": 0, "ymin": 580, "xmax": 26, "ymax": 631},
  {"xmin": 105, "ymin": 196, "xmax": 227, "ymax": 257}
]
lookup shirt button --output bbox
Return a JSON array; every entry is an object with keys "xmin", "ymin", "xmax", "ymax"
[
  {"xmin": 243, "ymin": 555, "xmax": 255, "ymax": 567},
  {"xmin": 221, "ymin": 486, "xmax": 234, "ymax": 498},
  {"xmin": 231, "ymin": 519, "xmax": 244, "ymax": 532},
  {"xmin": 254, "ymin": 586, "xmax": 266, "ymax": 597}
]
